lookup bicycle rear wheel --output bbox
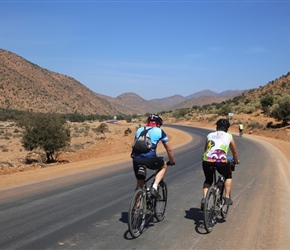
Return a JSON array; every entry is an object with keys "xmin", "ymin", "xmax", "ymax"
[
  {"xmin": 221, "ymin": 194, "xmax": 230, "ymax": 219},
  {"xmin": 128, "ymin": 189, "xmax": 146, "ymax": 238},
  {"xmin": 203, "ymin": 186, "xmax": 217, "ymax": 233},
  {"xmin": 154, "ymin": 181, "xmax": 167, "ymax": 221}
]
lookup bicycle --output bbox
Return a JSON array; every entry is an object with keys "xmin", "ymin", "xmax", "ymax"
[
  {"xmin": 203, "ymin": 159, "xmax": 236, "ymax": 233},
  {"xmin": 128, "ymin": 171, "xmax": 168, "ymax": 238}
]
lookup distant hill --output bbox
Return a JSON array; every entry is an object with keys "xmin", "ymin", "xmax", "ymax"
[
  {"xmin": 149, "ymin": 89, "xmax": 245, "ymax": 110},
  {"xmin": 0, "ymin": 49, "xmax": 131, "ymax": 115},
  {"xmin": 0, "ymin": 48, "xmax": 265, "ymax": 115},
  {"xmin": 235, "ymin": 72, "xmax": 290, "ymax": 102}
]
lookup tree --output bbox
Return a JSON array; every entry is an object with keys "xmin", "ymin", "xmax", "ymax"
[
  {"xmin": 18, "ymin": 113, "xmax": 71, "ymax": 163},
  {"xmin": 94, "ymin": 123, "xmax": 109, "ymax": 138},
  {"xmin": 260, "ymin": 96, "xmax": 274, "ymax": 114},
  {"xmin": 217, "ymin": 104, "xmax": 231, "ymax": 116},
  {"xmin": 270, "ymin": 95, "xmax": 290, "ymax": 126},
  {"xmin": 172, "ymin": 108, "xmax": 190, "ymax": 119},
  {"xmin": 124, "ymin": 127, "xmax": 132, "ymax": 136}
]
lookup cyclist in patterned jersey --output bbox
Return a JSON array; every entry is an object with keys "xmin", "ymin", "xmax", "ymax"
[
  {"xmin": 131, "ymin": 114, "xmax": 175, "ymax": 197},
  {"xmin": 201, "ymin": 118, "xmax": 239, "ymax": 210}
]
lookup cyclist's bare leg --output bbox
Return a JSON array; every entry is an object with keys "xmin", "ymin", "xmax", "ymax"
[
  {"xmin": 153, "ymin": 163, "xmax": 167, "ymax": 188},
  {"xmin": 224, "ymin": 178, "xmax": 232, "ymax": 198},
  {"xmin": 202, "ymin": 183, "xmax": 211, "ymax": 198}
]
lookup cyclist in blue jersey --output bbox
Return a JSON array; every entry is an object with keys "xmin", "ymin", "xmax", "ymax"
[
  {"xmin": 201, "ymin": 118, "xmax": 239, "ymax": 210},
  {"xmin": 131, "ymin": 114, "xmax": 175, "ymax": 197}
]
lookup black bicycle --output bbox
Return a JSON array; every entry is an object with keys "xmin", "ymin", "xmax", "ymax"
[
  {"xmin": 203, "ymin": 160, "xmax": 236, "ymax": 233},
  {"xmin": 128, "ymin": 172, "xmax": 168, "ymax": 238},
  {"xmin": 239, "ymin": 130, "xmax": 243, "ymax": 136}
]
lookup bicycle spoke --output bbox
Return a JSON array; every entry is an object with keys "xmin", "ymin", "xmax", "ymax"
[
  {"xmin": 154, "ymin": 181, "xmax": 167, "ymax": 221},
  {"xmin": 128, "ymin": 189, "xmax": 146, "ymax": 238},
  {"xmin": 203, "ymin": 187, "xmax": 216, "ymax": 233},
  {"xmin": 221, "ymin": 195, "xmax": 230, "ymax": 218}
]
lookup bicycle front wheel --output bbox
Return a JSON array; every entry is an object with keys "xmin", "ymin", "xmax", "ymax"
[
  {"xmin": 128, "ymin": 189, "xmax": 146, "ymax": 238},
  {"xmin": 203, "ymin": 186, "xmax": 217, "ymax": 233},
  {"xmin": 154, "ymin": 181, "xmax": 167, "ymax": 221}
]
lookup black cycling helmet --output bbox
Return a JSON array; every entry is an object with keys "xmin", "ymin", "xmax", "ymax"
[
  {"xmin": 216, "ymin": 118, "xmax": 230, "ymax": 132},
  {"xmin": 147, "ymin": 114, "xmax": 163, "ymax": 126}
]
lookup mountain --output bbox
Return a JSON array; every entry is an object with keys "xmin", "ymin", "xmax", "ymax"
[
  {"xmin": 172, "ymin": 96, "xmax": 229, "ymax": 110},
  {"xmin": 149, "ymin": 90, "xmax": 245, "ymax": 110},
  {"xmin": 185, "ymin": 89, "xmax": 244, "ymax": 99},
  {"xmin": 0, "ymin": 49, "xmax": 144, "ymax": 115},
  {"xmin": 115, "ymin": 92, "xmax": 168, "ymax": 114},
  {"xmin": 186, "ymin": 89, "xmax": 218, "ymax": 99},
  {"xmin": 0, "ymin": 49, "xmax": 245, "ymax": 115},
  {"xmin": 235, "ymin": 72, "xmax": 290, "ymax": 103}
]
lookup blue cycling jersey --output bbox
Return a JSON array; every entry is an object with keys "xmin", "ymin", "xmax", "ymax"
[{"xmin": 131, "ymin": 126, "xmax": 169, "ymax": 158}]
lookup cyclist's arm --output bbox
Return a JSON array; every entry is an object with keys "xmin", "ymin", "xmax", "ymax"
[
  {"xmin": 204, "ymin": 139, "xmax": 208, "ymax": 151},
  {"xmin": 229, "ymin": 138, "xmax": 239, "ymax": 164},
  {"xmin": 163, "ymin": 141, "xmax": 175, "ymax": 165}
]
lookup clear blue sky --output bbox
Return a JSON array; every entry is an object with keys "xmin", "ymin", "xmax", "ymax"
[{"xmin": 1, "ymin": 0, "xmax": 290, "ymax": 100}]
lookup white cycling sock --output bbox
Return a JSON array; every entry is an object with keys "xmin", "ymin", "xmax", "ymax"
[{"xmin": 153, "ymin": 184, "xmax": 158, "ymax": 190}]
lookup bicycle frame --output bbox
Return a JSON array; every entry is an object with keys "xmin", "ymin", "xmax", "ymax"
[{"xmin": 144, "ymin": 172, "xmax": 156, "ymax": 189}]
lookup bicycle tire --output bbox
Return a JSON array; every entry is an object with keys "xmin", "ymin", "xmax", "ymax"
[
  {"xmin": 128, "ymin": 189, "xmax": 146, "ymax": 238},
  {"xmin": 203, "ymin": 186, "xmax": 217, "ymax": 233},
  {"xmin": 221, "ymin": 194, "xmax": 230, "ymax": 219},
  {"xmin": 154, "ymin": 181, "xmax": 167, "ymax": 221}
]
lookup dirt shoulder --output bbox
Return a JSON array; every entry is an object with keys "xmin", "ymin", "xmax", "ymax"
[
  {"xmin": 243, "ymin": 134, "xmax": 290, "ymax": 163},
  {"xmin": 0, "ymin": 122, "xmax": 289, "ymax": 190},
  {"xmin": 0, "ymin": 127, "xmax": 192, "ymax": 189}
]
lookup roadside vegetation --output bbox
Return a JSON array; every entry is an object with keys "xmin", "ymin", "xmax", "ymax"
[
  {"xmin": 156, "ymin": 73, "xmax": 290, "ymax": 131},
  {"xmin": 0, "ymin": 72, "xmax": 289, "ymax": 170}
]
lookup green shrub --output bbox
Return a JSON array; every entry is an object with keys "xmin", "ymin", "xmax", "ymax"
[
  {"xmin": 247, "ymin": 121, "xmax": 264, "ymax": 130},
  {"xmin": 124, "ymin": 128, "xmax": 132, "ymax": 136},
  {"xmin": 17, "ymin": 112, "xmax": 71, "ymax": 163}
]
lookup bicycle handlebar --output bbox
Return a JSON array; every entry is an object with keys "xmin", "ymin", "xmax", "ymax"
[
  {"xmin": 228, "ymin": 157, "xmax": 240, "ymax": 166},
  {"xmin": 229, "ymin": 159, "xmax": 240, "ymax": 171},
  {"xmin": 166, "ymin": 161, "xmax": 175, "ymax": 166}
]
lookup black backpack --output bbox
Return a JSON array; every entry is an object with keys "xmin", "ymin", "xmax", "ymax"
[{"xmin": 132, "ymin": 127, "xmax": 153, "ymax": 154}]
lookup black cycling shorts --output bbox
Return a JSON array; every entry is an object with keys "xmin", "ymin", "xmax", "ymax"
[
  {"xmin": 202, "ymin": 161, "xmax": 232, "ymax": 185},
  {"xmin": 133, "ymin": 156, "xmax": 165, "ymax": 180}
]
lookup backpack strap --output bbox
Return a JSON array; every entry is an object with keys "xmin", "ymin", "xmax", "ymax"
[{"xmin": 144, "ymin": 126, "xmax": 153, "ymax": 131}]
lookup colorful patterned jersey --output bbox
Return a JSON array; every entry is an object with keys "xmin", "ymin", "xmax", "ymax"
[{"xmin": 202, "ymin": 131, "xmax": 233, "ymax": 163}]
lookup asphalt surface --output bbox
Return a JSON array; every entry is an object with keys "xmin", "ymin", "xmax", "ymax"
[{"xmin": 0, "ymin": 125, "xmax": 289, "ymax": 250}]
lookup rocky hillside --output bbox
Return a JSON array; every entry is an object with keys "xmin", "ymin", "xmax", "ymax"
[
  {"xmin": 0, "ymin": 49, "xmax": 250, "ymax": 115},
  {"xmin": 237, "ymin": 72, "xmax": 290, "ymax": 102},
  {"xmin": 0, "ymin": 49, "xmax": 139, "ymax": 115}
]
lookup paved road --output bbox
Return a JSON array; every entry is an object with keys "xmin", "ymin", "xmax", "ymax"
[{"xmin": 0, "ymin": 125, "xmax": 289, "ymax": 249}]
